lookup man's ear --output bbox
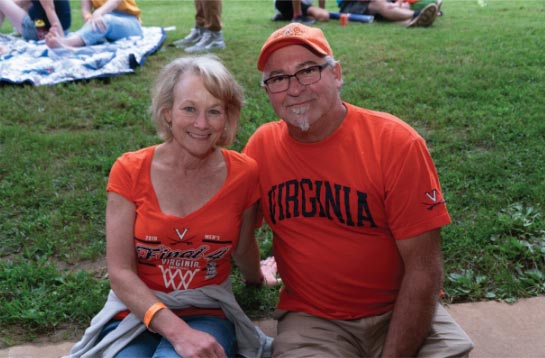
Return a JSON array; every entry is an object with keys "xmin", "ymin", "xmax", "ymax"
[{"xmin": 333, "ymin": 63, "xmax": 343, "ymax": 88}]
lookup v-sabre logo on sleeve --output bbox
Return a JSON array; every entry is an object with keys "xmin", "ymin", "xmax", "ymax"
[{"xmin": 423, "ymin": 189, "xmax": 446, "ymax": 210}]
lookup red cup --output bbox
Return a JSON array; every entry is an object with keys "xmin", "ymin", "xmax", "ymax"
[{"xmin": 340, "ymin": 14, "xmax": 349, "ymax": 26}]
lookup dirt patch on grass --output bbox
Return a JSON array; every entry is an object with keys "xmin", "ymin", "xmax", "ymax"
[
  {"xmin": 0, "ymin": 323, "xmax": 83, "ymax": 349},
  {"xmin": 0, "ymin": 257, "xmax": 108, "ymax": 349},
  {"xmin": 58, "ymin": 256, "xmax": 108, "ymax": 279}
]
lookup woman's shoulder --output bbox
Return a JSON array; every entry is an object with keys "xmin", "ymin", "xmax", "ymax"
[
  {"xmin": 113, "ymin": 145, "xmax": 156, "ymax": 171},
  {"xmin": 117, "ymin": 145, "xmax": 155, "ymax": 161}
]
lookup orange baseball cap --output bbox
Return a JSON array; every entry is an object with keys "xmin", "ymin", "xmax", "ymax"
[{"xmin": 257, "ymin": 23, "xmax": 333, "ymax": 71}]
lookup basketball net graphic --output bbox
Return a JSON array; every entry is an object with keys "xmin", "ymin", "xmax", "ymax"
[{"xmin": 159, "ymin": 265, "xmax": 199, "ymax": 290}]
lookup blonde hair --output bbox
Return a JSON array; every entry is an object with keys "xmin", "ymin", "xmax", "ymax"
[{"xmin": 150, "ymin": 55, "xmax": 244, "ymax": 146}]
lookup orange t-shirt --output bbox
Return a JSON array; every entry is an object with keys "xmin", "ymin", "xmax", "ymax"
[
  {"xmin": 106, "ymin": 146, "xmax": 259, "ymax": 292},
  {"xmin": 91, "ymin": 0, "xmax": 141, "ymax": 20},
  {"xmin": 243, "ymin": 102, "xmax": 451, "ymax": 320}
]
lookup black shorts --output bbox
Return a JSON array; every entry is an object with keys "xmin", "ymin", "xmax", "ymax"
[
  {"xmin": 339, "ymin": 0, "xmax": 370, "ymax": 15},
  {"xmin": 275, "ymin": 0, "xmax": 312, "ymax": 18}
]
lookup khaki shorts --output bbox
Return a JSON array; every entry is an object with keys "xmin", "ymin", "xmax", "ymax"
[{"xmin": 272, "ymin": 303, "xmax": 474, "ymax": 357}]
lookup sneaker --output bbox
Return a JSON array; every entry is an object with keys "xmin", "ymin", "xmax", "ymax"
[
  {"xmin": 407, "ymin": 3, "xmax": 438, "ymax": 28},
  {"xmin": 291, "ymin": 15, "xmax": 315, "ymax": 25},
  {"xmin": 185, "ymin": 30, "xmax": 225, "ymax": 53},
  {"xmin": 173, "ymin": 27, "xmax": 202, "ymax": 48},
  {"xmin": 436, "ymin": 0, "xmax": 443, "ymax": 16},
  {"xmin": 272, "ymin": 13, "xmax": 290, "ymax": 21}
]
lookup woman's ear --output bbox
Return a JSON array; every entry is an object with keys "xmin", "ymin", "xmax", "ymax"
[{"xmin": 164, "ymin": 109, "xmax": 172, "ymax": 125}]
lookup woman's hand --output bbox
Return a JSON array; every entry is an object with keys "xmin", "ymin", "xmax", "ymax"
[
  {"xmin": 260, "ymin": 256, "xmax": 282, "ymax": 286},
  {"xmin": 48, "ymin": 22, "xmax": 64, "ymax": 37},
  {"xmin": 88, "ymin": 13, "xmax": 107, "ymax": 33},
  {"xmin": 171, "ymin": 326, "xmax": 227, "ymax": 358}
]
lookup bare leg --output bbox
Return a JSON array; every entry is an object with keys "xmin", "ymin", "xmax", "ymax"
[
  {"xmin": 292, "ymin": 0, "xmax": 303, "ymax": 17},
  {"xmin": 307, "ymin": 6, "xmax": 330, "ymax": 22},
  {"xmin": 0, "ymin": 0, "xmax": 27, "ymax": 34},
  {"xmin": 291, "ymin": 0, "xmax": 317, "ymax": 23},
  {"xmin": 14, "ymin": 0, "xmax": 32, "ymax": 11},
  {"xmin": 368, "ymin": 0, "xmax": 414, "ymax": 24},
  {"xmin": 45, "ymin": 31, "xmax": 85, "ymax": 49}
]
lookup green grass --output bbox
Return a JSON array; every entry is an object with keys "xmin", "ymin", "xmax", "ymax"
[{"xmin": 1, "ymin": 0, "xmax": 545, "ymax": 346}]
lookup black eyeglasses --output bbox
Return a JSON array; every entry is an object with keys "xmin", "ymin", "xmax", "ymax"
[{"xmin": 263, "ymin": 63, "xmax": 330, "ymax": 93}]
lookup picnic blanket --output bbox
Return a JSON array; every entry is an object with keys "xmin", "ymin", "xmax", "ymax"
[{"xmin": 0, "ymin": 26, "xmax": 165, "ymax": 86}]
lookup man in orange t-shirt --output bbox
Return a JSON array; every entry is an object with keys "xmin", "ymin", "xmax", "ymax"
[{"xmin": 244, "ymin": 23, "xmax": 473, "ymax": 357}]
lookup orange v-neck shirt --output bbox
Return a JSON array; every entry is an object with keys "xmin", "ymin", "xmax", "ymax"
[{"xmin": 107, "ymin": 146, "xmax": 259, "ymax": 292}]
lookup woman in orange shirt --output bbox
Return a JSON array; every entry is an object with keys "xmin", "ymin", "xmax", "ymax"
[{"xmin": 69, "ymin": 55, "xmax": 268, "ymax": 358}]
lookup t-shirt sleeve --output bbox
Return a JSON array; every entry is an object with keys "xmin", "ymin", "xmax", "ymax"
[
  {"xmin": 241, "ymin": 154, "xmax": 261, "ymax": 209},
  {"xmin": 242, "ymin": 122, "xmax": 271, "ymax": 162},
  {"xmin": 242, "ymin": 133, "xmax": 258, "ymax": 160},
  {"xmin": 384, "ymin": 134, "xmax": 451, "ymax": 240},
  {"xmin": 106, "ymin": 155, "xmax": 134, "ymax": 202},
  {"xmin": 241, "ymin": 135, "xmax": 266, "ymax": 227}
]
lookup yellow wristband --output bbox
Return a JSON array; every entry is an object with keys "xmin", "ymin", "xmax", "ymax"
[{"xmin": 144, "ymin": 302, "xmax": 167, "ymax": 330}]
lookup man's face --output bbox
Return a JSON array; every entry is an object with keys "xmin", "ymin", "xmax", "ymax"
[{"xmin": 262, "ymin": 45, "xmax": 342, "ymax": 135}]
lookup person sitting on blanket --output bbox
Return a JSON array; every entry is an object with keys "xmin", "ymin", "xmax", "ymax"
[
  {"xmin": 68, "ymin": 54, "xmax": 271, "ymax": 358},
  {"xmin": 338, "ymin": 0, "xmax": 439, "ymax": 27},
  {"xmin": 0, "ymin": 0, "xmax": 71, "ymax": 41},
  {"xmin": 45, "ymin": 0, "xmax": 142, "ymax": 49}
]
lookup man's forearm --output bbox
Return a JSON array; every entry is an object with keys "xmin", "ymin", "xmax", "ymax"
[{"xmin": 381, "ymin": 270, "xmax": 442, "ymax": 357}]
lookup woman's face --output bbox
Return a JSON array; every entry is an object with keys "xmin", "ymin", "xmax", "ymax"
[{"xmin": 165, "ymin": 72, "xmax": 227, "ymax": 158}]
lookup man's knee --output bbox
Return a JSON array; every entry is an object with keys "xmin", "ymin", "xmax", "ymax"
[
  {"xmin": 273, "ymin": 311, "xmax": 360, "ymax": 357},
  {"xmin": 418, "ymin": 304, "xmax": 474, "ymax": 357}
]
